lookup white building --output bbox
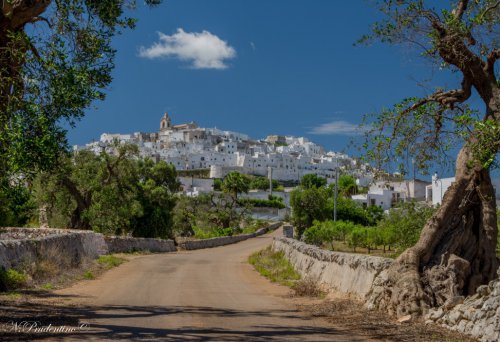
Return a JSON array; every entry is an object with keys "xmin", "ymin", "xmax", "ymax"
[{"xmin": 75, "ymin": 112, "xmax": 375, "ymax": 184}]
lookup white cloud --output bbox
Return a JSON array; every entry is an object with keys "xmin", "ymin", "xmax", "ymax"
[
  {"xmin": 309, "ymin": 120, "xmax": 366, "ymax": 135},
  {"xmin": 139, "ymin": 28, "xmax": 236, "ymax": 69}
]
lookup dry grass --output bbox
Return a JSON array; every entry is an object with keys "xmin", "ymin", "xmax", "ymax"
[
  {"xmin": 291, "ymin": 277, "xmax": 325, "ymax": 298},
  {"xmin": 296, "ymin": 298, "xmax": 477, "ymax": 342},
  {"xmin": 249, "ymin": 246, "xmax": 325, "ymax": 298}
]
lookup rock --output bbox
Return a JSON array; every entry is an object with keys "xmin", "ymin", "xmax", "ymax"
[
  {"xmin": 444, "ymin": 296, "xmax": 464, "ymax": 310},
  {"xmin": 462, "ymin": 307, "xmax": 475, "ymax": 320},
  {"xmin": 477, "ymin": 284, "xmax": 491, "ymax": 297},
  {"xmin": 447, "ymin": 310, "xmax": 462, "ymax": 325},
  {"xmin": 397, "ymin": 315, "xmax": 412, "ymax": 323},
  {"xmin": 427, "ymin": 308, "xmax": 444, "ymax": 321}
]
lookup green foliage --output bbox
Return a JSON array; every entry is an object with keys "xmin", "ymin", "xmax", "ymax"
[
  {"xmin": 304, "ymin": 220, "xmax": 362, "ymax": 250},
  {"xmin": 376, "ymin": 202, "xmax": 435, "ymax": 250},
  {"xmin": 301, "ymin": 202, "xmax": 435, "ymax": 255},
  {"xmin": 213, "ymin": 178, "xmax": 222, "ymax": 191},
  {"xmin": 248, "ymin": 246, "xmax": 301, "ymax": 287},
  {"xmin": 338, "ymin": 175, "xmax": 358, "ymax": 197},
  {"xmin": 0, "ymin": 269, "xmax": 27, "ymax": 291},
  {"xmin": 0, "ymin": 1, "xmax": 162, "ymax": 179},
  {"xmin": 0, "ymin": 180, "xmax": 34, "ymax": 227},
  {"xmin": 97, "ymin": 255, "xmax": 126, "ymax": 269},
  {"xmin": 249, "ymin": 176, "xmax": 279, "ymax": 190},
  {"xmin": 238, "ymin": 196, "xmax": 285, "ymax": 209},
  {"xmin": 290, "ymin": 184, "xmax": 384, "ymax": 238},
  {"xmin": 83, "ymin": 270, "xmax": 95, "ymax": 280},
  {"xmin": 290, "ymin": 186, "xmax": 329, "ymax": 237},
  {"xmin": 358, "ymin": 1, "xmax": 500, "ymax": 175},
  {"xmin": 173, "ymin": 192, "xmax": 252, "ymax": 237},
  {"xmin": 300, "ymin": 174, "xmax": 327, "ymax": 189},
  {"xmin": 33, "ymin": 145, "xmax": 179, "ymax": 238},
  {"xmin": 222, "ymin": 171, "xmax": 250, "ymax": 199}
]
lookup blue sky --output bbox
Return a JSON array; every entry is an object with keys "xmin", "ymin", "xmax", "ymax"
[{"xmin": 68, "ymin": 0, "xmax": 471, "ymax": 174}]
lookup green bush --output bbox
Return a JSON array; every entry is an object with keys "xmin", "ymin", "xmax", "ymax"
[
  {"xmin": 377, "ymin": 201, "xmax": 435, "ymax": 250},
  {"xmin": 238, "ymin": 197, "xmax": 285, "ymax": 209},
  {"xmin": 0, "ymin": 269, "xmax": 28, "ymax": 291}
]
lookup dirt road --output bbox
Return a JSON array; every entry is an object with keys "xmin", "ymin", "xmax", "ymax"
[{"xmin": 37, "ymin": 229, "xmax": 375, "ymax": 341}]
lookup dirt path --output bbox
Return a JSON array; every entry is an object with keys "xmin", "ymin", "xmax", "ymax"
[
  {"xmin": 0, "ymin": 229, "xmax": 476, "ymax": 341},
  {"xmin": 13, "ymin": 228, "xmax": 374, "ymax": 341}
]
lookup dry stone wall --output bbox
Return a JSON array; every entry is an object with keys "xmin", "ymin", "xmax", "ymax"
[
  {"xmin": 0, "ymin": 227, "xmax": 108, "ymax": 270},
  {"xmin": 105, "ymin": 236, "xmax": 176, "ymax": 253},
  {"xmin": 0, "ymin": 228, "xmax": 178, "ymax": 272},
  {"xmin": 425, "ymin": 267, "xmax": 500, "ymax": 342},
  {"xmin": 178, "ymin": 222, "xmax": 281, "ymax": 250},
  {"xmin": 272, "ymin": 236, "xmax": 392, "ymax": 298}
]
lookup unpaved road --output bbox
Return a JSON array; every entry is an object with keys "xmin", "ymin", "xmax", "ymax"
[{"xmin": 41, "ymin": 229, "xmax": 375, "ymax": 341}]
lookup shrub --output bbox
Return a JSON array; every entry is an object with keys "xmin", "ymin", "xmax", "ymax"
[
  {"xmin": 0, "ymin": 269, "xmax": 28, "ymax": 291},
  {"xmin": 238, "ymin": 197, "xmax": 285, "ymax": 209}
]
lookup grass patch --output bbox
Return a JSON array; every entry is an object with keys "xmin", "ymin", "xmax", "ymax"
[
  {"xmin": 40, "ymin": 283, "xmax": 54, "ymax": 290},
  {"xmin": 249, "ymin": 246, "xmax": 326, "ymax": 297},
  {"xmin": 97, "ymin": 255, "xmax": 126, "ymax": 269},
  {"xmin": 248, "ymin": 246, "xmax": 301, "ymax": 287},
  {"xmin": 83, "ymin": 271, "xmax": 94, "ymax": 280}
]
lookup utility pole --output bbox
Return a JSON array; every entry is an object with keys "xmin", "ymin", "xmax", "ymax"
[
  {"xmin": 268, "ymin": 166, "xmax": 273, "ymax": 197},
  {"xmin": 334, "ymin": 160, "xmax": 338, "ymax": 222}
]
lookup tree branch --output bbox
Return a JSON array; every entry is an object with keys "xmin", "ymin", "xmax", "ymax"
[
  {"xmin": 28, "ymin": 15, "xmax": 52, "ymax": 28},
  {"xmin": 478, "ymin": 0, "xmax": 500, "ymax": 22},
  {"xmin": 452, "ymin": 0, "xmax": 469, "ymax": 20},
  {"xmin": 485, "ymin": 48, "xmax": 499, "ymax": 73}
]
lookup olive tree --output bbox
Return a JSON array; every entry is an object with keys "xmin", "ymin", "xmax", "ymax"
[
  {"xmin": 0, "ymin": 0, "xmax": 161, "ymax": 177},
  {"xmin": 361, "ymin": 0, "xmax": 499, "ymax": 317}
]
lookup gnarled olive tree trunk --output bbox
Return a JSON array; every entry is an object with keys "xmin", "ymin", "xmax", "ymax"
[{"xmin": 367, "ymin": 88, "xmax": 500, "ymax": 317}]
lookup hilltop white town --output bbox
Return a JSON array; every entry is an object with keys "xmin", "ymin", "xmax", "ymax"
[
  {"xmin": 75, "ymin": 112, "xmax": 500, "ymax": 210},
  {"xmin": 76, "ymin": 112, "xmax": 374, "ymax": 185}
]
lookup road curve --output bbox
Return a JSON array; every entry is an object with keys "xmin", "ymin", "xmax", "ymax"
[{"xmin": 48, "ymin": 228, "xmax": 374, "ymax": 341}]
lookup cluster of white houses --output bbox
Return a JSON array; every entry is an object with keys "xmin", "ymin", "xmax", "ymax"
[
  {"xmin": 76, "ymin": 113, "xmax": 500, "ymax": 209},
  {"xmin": 76, "ymin": 113, "xmax": 374, "ymax": 184}
]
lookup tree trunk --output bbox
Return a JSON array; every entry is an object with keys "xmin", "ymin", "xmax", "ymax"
[
  {"xmin": 367, "ymin": 145, "xmax": 499, "ymax": 318},
  {"xmin": 61, "ymin": 177, "xmax": 91, "ymax": 230}
]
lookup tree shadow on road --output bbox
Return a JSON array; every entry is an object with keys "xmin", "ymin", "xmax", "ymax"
[{"xmin": 0, "ymin": 297, "xmax": 364, "ymax": 341}]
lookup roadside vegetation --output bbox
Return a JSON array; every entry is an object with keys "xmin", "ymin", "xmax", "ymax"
[
  {"xmin": 291, "ymin": 174, "xmax": 441, "ymax": 257},
  {"xmin": 249, "ymin": 246, "xmax": 324, "ymax": 297},
  {"xmin": 0, "ymin": 252, "xmax": 127, "ymax": 293}
]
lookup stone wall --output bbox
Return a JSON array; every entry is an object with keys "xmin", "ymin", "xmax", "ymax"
[
  {"xmin": 178, "ymin": 222, "xmax": 281, "ymax": 250},
  {"xmin": 105, "ymin": 236, "xmax": 176, "ymax": 253},
  {"xmin": 272, "ymin": 236, "xmax": 392, "ymax": 298},
  {"xmin": 425, "ymin": 267, "xmax": 500, "ymax": 342},
  {"xmin": 0, "ymin": 228, "xmax": 178, "ymax": 272},
  {"xmin": 0, "ymin": 227, "xmax": 108, "ymax": 271}
]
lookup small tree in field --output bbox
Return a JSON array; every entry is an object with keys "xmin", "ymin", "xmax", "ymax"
[
  {"xmin": 362, "ymin": 0, "xmax": 499, "ymax": 317},
  {"xmin": 222, "ymin": 171, "xmax": 250, "ymax": 200}
]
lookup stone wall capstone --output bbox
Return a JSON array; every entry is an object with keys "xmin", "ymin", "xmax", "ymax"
[
  {"xmin": 104, "ymin": 236, "xmax": 176, "ymax": 253},
  {"xmin": 272, "ymin": 236, "xmax": 393, "ymax": 298},
  {"xmin": 178, "ymin": 222, "xmax": 281, "ymax": 250}
]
